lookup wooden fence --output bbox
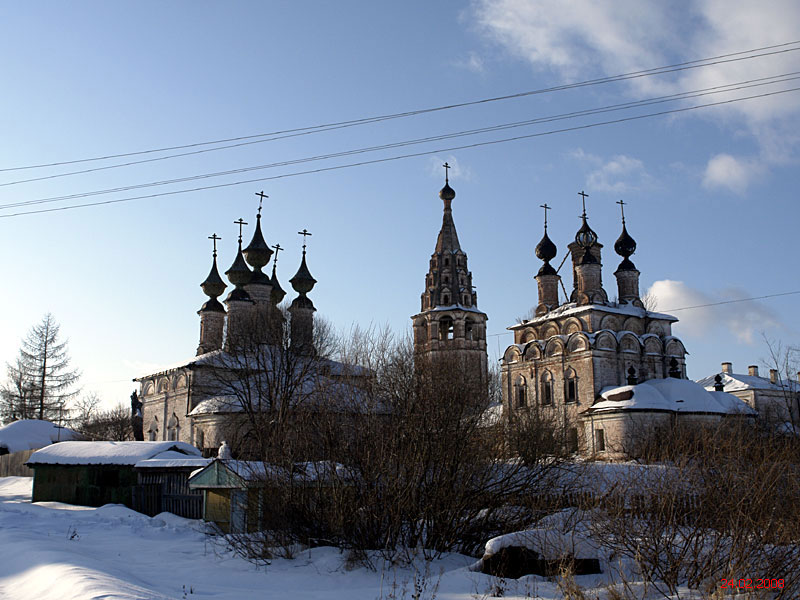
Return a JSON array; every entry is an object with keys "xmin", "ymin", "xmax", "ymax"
[
  {"xmin": 132, "ymin": 471, "xmax": 203, "ymax": 519},
  {"xmin": 0, "ymin": 449, "xmax": 35, "ymax": 477}
]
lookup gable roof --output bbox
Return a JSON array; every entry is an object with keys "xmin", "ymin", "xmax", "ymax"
[
  {"xmin": 27, "ymin": 441, "xmax": 201, "ymax": 466},
  {"xmin": 696, "ymin": 371, "xmax": 798, "ymax": 393}
]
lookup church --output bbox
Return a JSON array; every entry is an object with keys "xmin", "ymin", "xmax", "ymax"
[
  {"xmin": 135, "ymin": 170, "xmax": 753, "ymax": 460},
  {"xmin": 499, "ymin": 193, "xmax": 753, "ymax": 457},
  {"xmin": 134, "ymin": 195, "xmax": 364, "ymax": 455}
]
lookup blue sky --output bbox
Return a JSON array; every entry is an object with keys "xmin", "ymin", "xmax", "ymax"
[{"xmin": 1, "ymin": 1, "xmax": 798, "ymax": 408}]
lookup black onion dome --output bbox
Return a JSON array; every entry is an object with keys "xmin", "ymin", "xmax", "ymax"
[
  {"xmin": 535, "ymin": 231, "xmax": 557, "ymax": 263},
  {"xmin": 537, "ymin": 262, "xmax": 558, "ymax": 277},
  {"xmin": 199, "ymin": 297, "xmax": 226, "ymax": 313},
  {"xmin": 289, "ymin": 254, "xmax": 317, "ymax": 295},
  {"xmin": 200, "ymin": 257, "xmax": 227, "ymax": 299},
  {"xmin": 614, "ymin": 223, "xmax": 637, "ymax": 258},
  {"xmin": 243, "ymin": 214, "xmax": 273, "ymax": 269},
  {"xmin": 439, "ymin": 182, "xmax": 456, "ymax": 202},
  {"xmin": 617, "ymin": 257, "xmax": 637, "ymax": 271},
  {"xmin": 225, "ymin": 247, "xmax": 252, "ymax": 287},
  {"xmin": 575, "ymin": 216, "xmax": 598, "ymax": 248},
  {"xmin": 270, "ymin": 265, "xmax": 286, "ymax": 304},
  {"xmin": 225, "ymin": 286, "xmax": 251, "ymax": 302}
]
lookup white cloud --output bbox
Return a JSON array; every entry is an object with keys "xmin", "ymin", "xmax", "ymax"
[
  {"xmin": 454, "ymin": 51, "xmax": 486, "ymax": 74},
  {"xmin": 646, "ymin": 280, "xmax": 785, "ymax": 344},
  {"xmin": 571, "ymin": 149, "xmax": 653, "ymax": 192},
  {"xmin": 702, "ymin": 153, "xmax": 763, "ymax": 193},
  {"xmin": 427, "ymin": 155, "xmax": 473, "ymax": 182},
  {"xmin": 472, "ymin": 0, "xmax": 800, "ymax": 180}
]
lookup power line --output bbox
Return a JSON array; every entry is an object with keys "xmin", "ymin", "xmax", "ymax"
[
  {"xmin": 2, "ymin": 78, "xmax": 798, "ymax": 212},
  {"xmin": 3, "ymin": 70, "xmax": 797, "ymax": 193},
  {"xmin": 1, "ymin": 85, "xmax": 798, "ymax": 218},
  {"xmin": 662, "ymin": 291, "xmax": 800, "ymax": 312},
  {"xmin": 2, "ymin": 39, "xmax": 800, "ymax": 174},
  {"xmin": 489, "ymin": 291, "xmax": 800, "ymax": 339}
]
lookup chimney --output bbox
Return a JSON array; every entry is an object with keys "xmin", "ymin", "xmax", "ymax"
[
  {"xmin": 769, "ymin": 369, "xmax": 778, "ymax": 384},
  {"xmin": 721, "ymin": 362, "xmax": 732, "ymax": 374},
  {"xmin": 748, "ymin": 365, "xmax": 759, "ymax": 377}
]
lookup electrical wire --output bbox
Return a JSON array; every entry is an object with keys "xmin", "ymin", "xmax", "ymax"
[
  {"xmin": 1, "ymin": 85, "xmax": 798, "ymax": 218},
  {"xmin": 2, "ymin": 76, "xmax": 798, "ymax": 212},
  {"xmin": 2, "ymin": 70, "xmax": 797, "ymax": 191},
  {"xmin": 2, "ymin": 40, "xmax": 799, "ymax": 174}
]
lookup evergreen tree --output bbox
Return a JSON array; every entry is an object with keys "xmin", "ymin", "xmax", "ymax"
[{"xmin": 0, "ymin": 314, "xmax": 80, "ymax": 422}]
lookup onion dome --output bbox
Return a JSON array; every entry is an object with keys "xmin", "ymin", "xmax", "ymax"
[
  {"xmin": 200, "ymin": 235, "xmax": 227, "ymax": 312},
  {"xmin": 243, "ymin": 212, "xmax": 273, "ymax": 269},
  {"xmin": 201, "ymin": 257, "xmax": 226, "ymax": 300},
  {"xmin": 614, "ymin": 224, "xmax": 637, "ymax": 258},
  {"xmin": 225, "ymin": 244, "xmax": 252, "ymax": 288},
  {"xmin": 270, "ymin": 263, "xmax": 286, "ymax": 304},
  {"xmin": 290, "ymin": 252, "xmax": 317, "ymax": 295},
  {"xmin": 575, "ymin": 216, "xmax": 598, "ymax": 249},
  {"xmin": 439, "ymin": 181, "xmax": 455, "ymax": 202},
  {"xmin": 535, "ymin": 231, "xmax": 557, "ymax": 263}
]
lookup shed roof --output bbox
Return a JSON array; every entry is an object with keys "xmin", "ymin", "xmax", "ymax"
[{"xmin": 27, "ymin": 441, "xmax": 201, "ymax": 466}]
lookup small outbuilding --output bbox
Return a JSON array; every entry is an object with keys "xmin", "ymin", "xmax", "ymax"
[{"xmin": 27, "ymin": 441, "xmax": 201, "ymax": 508}]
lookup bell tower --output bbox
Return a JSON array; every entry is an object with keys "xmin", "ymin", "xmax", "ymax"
[{"xmin": 411, "ymin": 163, "xmax": 488, "ymax": 396}]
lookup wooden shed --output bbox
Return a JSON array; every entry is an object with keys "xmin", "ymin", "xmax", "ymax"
[
  {"xmin": 133, "ymin": 452, "xmax": 211, "ymax": 518},
  {"xmin": 27, "ymin": 441, "xmax": 201, "ymax": 509},
  {"xmin": 188, "ymin": 460, "xmax": 259, "ymax": 533}
]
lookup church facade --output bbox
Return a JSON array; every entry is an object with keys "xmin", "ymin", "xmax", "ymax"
[
  {"xmin": 134, "ymin": 200, "xmax": 327, "ymax": 455},
  {"xmin": 500, "ymin": 196, "xmax": 691, "ymax": 455}
]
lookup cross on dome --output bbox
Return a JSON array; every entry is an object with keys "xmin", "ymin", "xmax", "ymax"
[
  {"xmin": 208, "ymin": 233, "xmax": 221, "ymax": 257},
  {"xmin": 234, "ymin": 218, "xmax": 248, "ymax": 244},
  {"xmin": 255, "ymin": 191, "xmax": 268, "ymax": 215}
]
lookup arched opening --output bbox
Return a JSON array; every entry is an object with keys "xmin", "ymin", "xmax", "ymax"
[
  {"xmin": 565, "ymin": 369, "xmax": 578, "ymax": 403},
  {"xmin": 148, "ymin": 417, "xmax": 159, "ymax": 442},
  {"xmin": 541, "ymin": 371, "xmax": 553, "ymax": 406},
  {"xmin": 439, "ymin": 317, "xmax": 454, "ymax": 341},
  {"xmin": 514, "ymin": 377, "xmax": 527, "ymax": 408},
  {"xmin": 465, "ymin": 318, "xmax": 474, "ymax": 341},
  {"xmin": 167, "ymin": 413, "xmax": 179, "ymax": 441}
]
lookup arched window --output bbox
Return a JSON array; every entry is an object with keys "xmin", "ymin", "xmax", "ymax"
[
  {"xmin": 439, "ymin": 317, "xmax": 454, "ymax": 340},
  {"xmin": 515, "ymin": 377, "xmax": 527, "ymax": 408},
  {"xmin": 167, "ymin": 414, "xmax": 179, "ymax": 441},
  {"xmin": 148, "ymin": 417, "xmax": 159, "ymax": 441},
  {"xmin": 196, "ymin": 428, "xmax": 205, "ymax": 452},
  {"xmin": 465, "ymin": 318, "xmax": 474, "ymax": 341},
  {"xmin": 541, "ymin": 372, "xmax": 553, "ymax": 406},
  {"xmin": 565, "ymin": 369, "xmax": 578, "ymax": 403},
  {"xmin": 567, "ymin": 428, "xmax": 579, "ymax": 453}
]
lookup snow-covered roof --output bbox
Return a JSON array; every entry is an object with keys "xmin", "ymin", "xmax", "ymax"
[
  {"xmin": 479, "ymin": 402, "xmax": 504, "ymax": 428},
  {"xmin": 27, "ymin": 441, "xmax": 202, "ymax": 466},
  {"xmin": 0, "ymin": 420, "xmax": 82, "ymax": 453},
  {"xmin": 134, "ymin": 452, "xmax": 212, "ymax": 469},
  {"xmin": 586, "ymin": 378, "xmax": 756, "ymax": 415},
  {"xmin": 696, "ymin": 371, "xmax": 798, "ymax": 393},
  {"xmin": 509, "ymin": 301, "xmax": 677, "ymax": 330}
]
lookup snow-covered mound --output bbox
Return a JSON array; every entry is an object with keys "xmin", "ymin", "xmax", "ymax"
[{"xmin": 0, "ymin": 420, "xmax": 81, "ymax": 454}]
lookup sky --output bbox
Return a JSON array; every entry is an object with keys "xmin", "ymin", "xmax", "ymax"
[{"xmin": 1, "ymin": 1, "xmax": 798, "ymax": 409}]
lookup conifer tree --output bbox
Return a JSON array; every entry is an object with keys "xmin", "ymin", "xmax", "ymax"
[{"xmin": 1, "ymin": 313, "xmax": 80, "ymax": 422}]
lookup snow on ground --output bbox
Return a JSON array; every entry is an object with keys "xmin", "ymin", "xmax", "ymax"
[{"xmin": 0, "ymin": 476, "xmax": 583, "ymax": 600}]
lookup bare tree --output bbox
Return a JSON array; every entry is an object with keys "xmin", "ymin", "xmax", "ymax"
[
  {"xmin": 1, "ymin": 314, "xmax": 80, "ymax": 423},
  {"xmin": 761, "ymin": 334, "xmax": 800, "ymax": 432}
]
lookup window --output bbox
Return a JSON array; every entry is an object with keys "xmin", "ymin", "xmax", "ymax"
[
  {"xmin": 465, "ymin": 318, "xmax": 474, "ymax": 341},
  {"xmin": 439, "ymin": 317, "xmax": 454, "ymax": 340},
  {"xmin": 567, "ymin": 428, "xmax": 578, "ymax": 453},
  {"xmin": 148, "ymin": 418, "xmax": 158, "ymax": 441},
  {"xmin": 444, "ymin": 258, "xmax": 450, "ymax": 266},
  {"xmin": 565, "ymin": 370, "xmax": 578, "ymax": 403},
  {"xmin": 596, "ymin": 429, "xmax": 605, "ymax": 452},
  {"xmin": 541, "ymin": 373, "xmax": 553, "ymax": 406},
  {"xmin": 167, "ymin": 414, "xmax": 179, "ymax": 441},
  {"xmin": 443, "ymin": 294, "xmax": 450, "ymax": 305},
  {"xmin": 515, "ymin": 378, "xmax": 527, "ymax": 408}
]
